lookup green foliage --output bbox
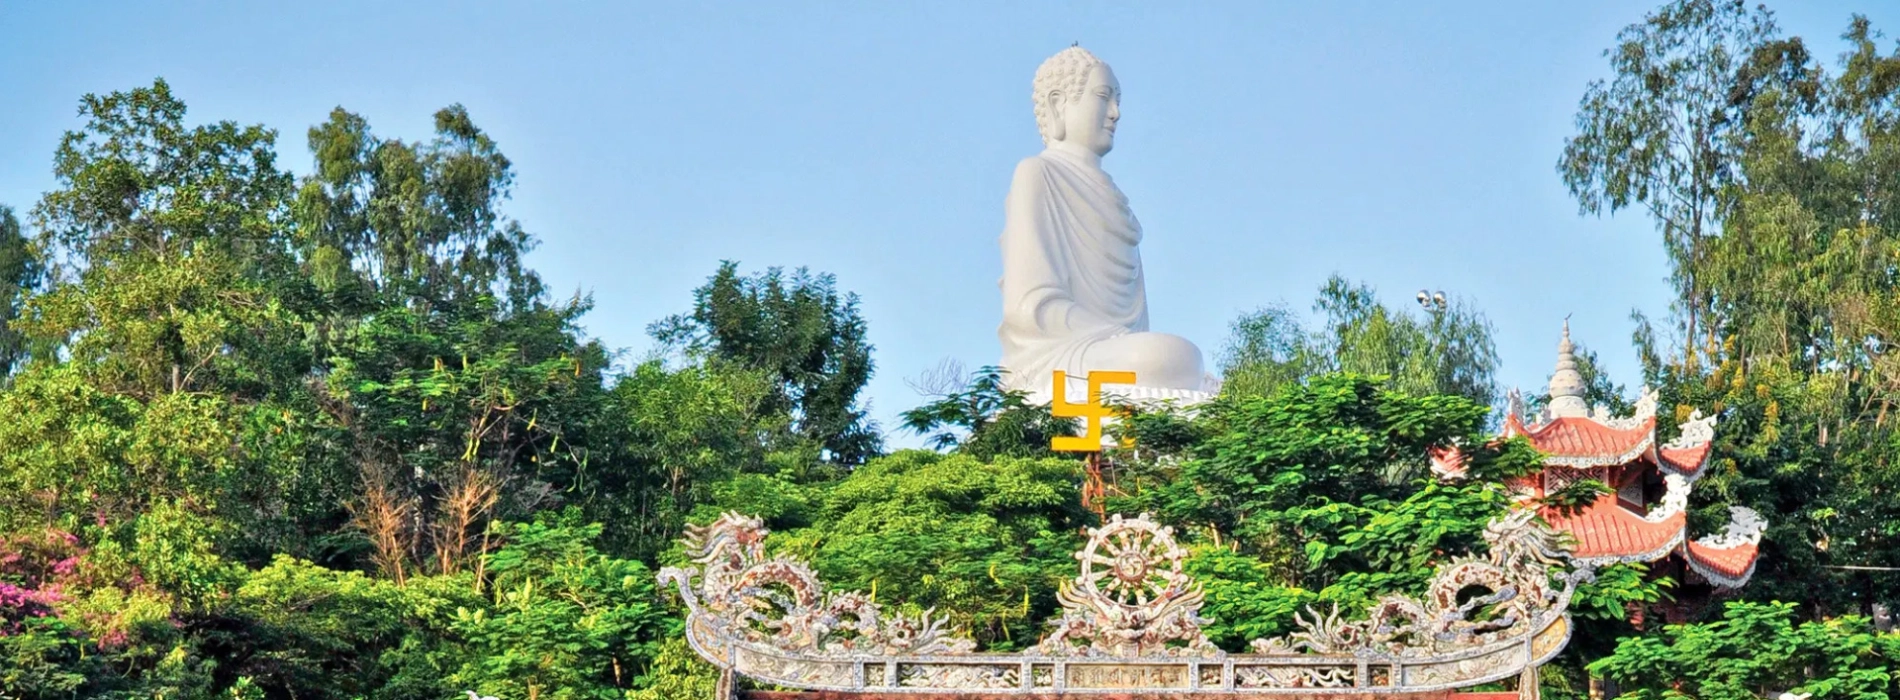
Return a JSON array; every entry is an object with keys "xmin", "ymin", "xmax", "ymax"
[
  {"xmin": 210, "ymin": 557, "xmax": 423, "ymax": 698},
  {"xmin": 295, "ymin": 105, "xmax": 547, "ymax": 314},
  {"xmin": 1571, "ymin": 562, "xmax": 1673, "ymax": 623},
  {"xmin": 450, "ymin": 510, "xmax": 670, "ymax": 700},
  {"xmin": 0, "ymin": 204, "xmax": 40, "ymax": 378},
  {"xmin": 294, "ymin": 104, "xmax": 616, "ymax": 578},
  {"xmin": 0, "ymin": 363, "xmax": 323, "ymax": 558},
  {"xmin": 8, "ymin": 6, "xmax": 1895, "ymax": 693},
  {"xmin": 628, "ymin": 637, "xmax": 719, "ymax": 700},
  {"xmin": 0, "ymin": 617, "xmax": 102, "ymax": 699},
  {"xmin": 1590, "ymin": 601, "xmax": 1900, "ymax": 699},
  {"xmin": 774, "ymin": 451, "xmax": 1090, "ymax": 649},
  {"xmin": 1218, "ymin": 277, "xmax": 1500, "ymax": 409},
  {"xmin": 24, "ymin": 78, "xmax": 301, "ymax": 399},
  {"xmin": 1182, "ymin": 545, "xmax": 1312, "ymax": 651},
  {"xmin": 1558, "ymin": 0, "xmax": 1787, "ymax": 351},
  {"xmin": 1136, "ymin": 374, "xmax": 1534, "ymax": 583},
  {"xmin": 1568, "ymin": 9, "xmax": 1900, "ymax": 615},
  {"xmin": 901, "ymin": 366, "xmax": 1079, "ymax": 461},
  {"xmin": 578, "ymin": 359, "xmax": 779, "ymax": 559},
  {"xmin": 652, "ymin": 261, "xmax": 882, "ymax": 466},
  {"xmin": 1113, "ymin": 374, "xmax": 1546, "ymax": 642}
]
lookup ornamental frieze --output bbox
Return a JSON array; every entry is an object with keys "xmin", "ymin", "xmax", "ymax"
[{"xmin": 659, "ymin": 508, "xmax": 1591, "ymax": 698}]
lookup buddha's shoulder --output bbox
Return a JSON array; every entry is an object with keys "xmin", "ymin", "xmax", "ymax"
[{"xmin": 1011, "ymin": 153, "xmax": 1059, "ymax": 182}]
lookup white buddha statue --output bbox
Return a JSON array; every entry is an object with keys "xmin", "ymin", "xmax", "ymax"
[{"xmin": 998, "ymin": 46, "xmax": 1212, "ymax": 400}]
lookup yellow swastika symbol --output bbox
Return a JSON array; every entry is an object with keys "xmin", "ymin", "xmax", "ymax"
[{"xmin": 1050, "ymin": 370, "xmax": 1136, "ymax": 452}]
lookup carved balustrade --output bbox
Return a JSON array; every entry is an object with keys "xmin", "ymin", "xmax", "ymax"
[{"xmin": 659, "ymin": 510, "xmax": 1590, "ymax": 698}]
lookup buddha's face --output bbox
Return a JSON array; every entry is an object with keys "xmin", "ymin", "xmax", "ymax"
[{"xmin": 1056, "ymin": 63, "xmax": 1120, "ymax": 156}]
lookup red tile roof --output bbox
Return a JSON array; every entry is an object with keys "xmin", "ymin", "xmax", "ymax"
[
  {"xmin": 1658, "ymin": 443, "xmax": 1713, "ymax": 477},
  {"xmin": 1517, "ymin": 416, "xmax": 1656, "ymax": 463},
  {"xmin": 1685, "ymin": 539, "xmax": 1760, "ymax": 581},
  {"xmin": 1542, "ymin": 495, "xmax": 1684, "ymax": 561}
]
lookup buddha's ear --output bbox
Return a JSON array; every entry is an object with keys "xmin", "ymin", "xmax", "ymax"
[{"xmin": 1045, "ymin": 91, "xmax": 1066, "ymax": 141}]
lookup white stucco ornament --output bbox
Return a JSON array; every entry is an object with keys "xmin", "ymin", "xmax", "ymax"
[{"xmin": 997, "ymin": 46, "xmax": 1217, "ymax": 404}]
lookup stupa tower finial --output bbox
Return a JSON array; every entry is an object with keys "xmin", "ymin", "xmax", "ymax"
[{"xmin": 1547, "ymin": 317, "xmax": 1588, "ymax": 418}]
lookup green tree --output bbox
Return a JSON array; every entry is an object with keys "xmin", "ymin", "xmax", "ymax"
[
  {"xmin": 293, "ymin": 104, "xmax": 615, "ymax": 575},
  {"xmin": 1217, "ymin": 277, "xmax": 1500, "ymax": 409},
  {"xmin": 23, "ymin": 79, "xmax": 303, "ymax": 399},
  {"xmin": 1590, "ymin": 601, "xmax": 1900, "ymax": 699},
  {"xmin": 450, "ymin": 511, "xmax": 670, "ymax": 700},
  {"xmin": 652, "ymin": 262, "xmax": 882, "ymax": 466},
  {"xmin": 1599, "ymin": 12, "xmax": 1900, "ymax": 615},
  {"xmin": 0, "ymin": 204, "xmax": 41, "ymax": 378},
  {"xmin": 1558, "ymin": 0, "xmax": 1791, "ymax": 360},
  {"xmin": 900, "ymin": 366, "xmax": 1078, "ymax": 461},
  {"xmin": 1125, "ymin": 374, "xmax": 1546, "ymax": 614},
  {"xmin": 579, "ymin": 360, "xmax": 778, "ymax": 560},
  {"xmin": 1214, "ymin": 303, "xmax": 1316, "ymax": 400},
  {"xmin": 0, "ymin": 80, "xmax": 341, "ymax": 560},
  {"xmin": 772, "ymin": 451, "xmax": 1091, "ymax": 648}
]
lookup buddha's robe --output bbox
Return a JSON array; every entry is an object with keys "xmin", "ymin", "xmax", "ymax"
[{"xmin": 997, "ymin": 147, "xmax": 1205, "ymax": 396}]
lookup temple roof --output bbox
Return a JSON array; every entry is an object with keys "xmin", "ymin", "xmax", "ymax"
[
  {"xmin": 1504, "ymin": 414, "xmax": 1656, "ymax": 467},
  {"xmin": 1490, "ymin": 323, "xmax": 1718, "ymax": 474},
  {"xmin": 1536, "ymin": 496, "xmax": 1761, "ymax": 589},
  {"xmin": 1686, "ymin": 539, "xmax": 1760, "ymax": 586},
  {"xmin": 1542, "ymin": 496, "xmax": 1684, "ymax": 563},
  {"xmin": 1682, "ymin": 506, "xmax": 1768, "ymax": 589},
  {"xmin": 1658, "ymin": 443, "xmax": 1714, "ymax": 478},
  {"xmin": 1431, "ymin": 323, "xmax": 1759, "ymax": 589}
]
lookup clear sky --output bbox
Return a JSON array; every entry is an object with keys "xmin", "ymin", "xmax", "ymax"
[{"xmin": 3, "ymin": 2, "xmax": 1895, "ymax": 446}]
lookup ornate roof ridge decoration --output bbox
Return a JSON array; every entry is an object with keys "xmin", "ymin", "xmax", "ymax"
[
  {"xmin": 1500, "ymin": 389, "xmax": 1718, "ymax": 475},
  {"xmin": 1599, "ymin": 387, "xmax": 1660, "ymax": 431},
  {"xmin": 656, "ymin": 513, "xmax": 976, "ymax": 660},
  {"xmin": 1532, "ymin": 428, "xmax": 1656, "ymax": 470},
  {"xmin": 660, "ymin": 510, "xmax": 1591, "ymax": 695},
  {"xmin": 1640, "ymin": 474, "xmax": 1691, "ymax": 524},
  {"xmin": 1662, "ymin": 408, "xmax": 1718, "ymax": 451},
  {"xmin": 1684, "ymin": 507, "xmax": 1765, "ymax": 588},
  {"xmin": 1695, "ymin": 506, "xmax": 1767, "ymax": 550}
]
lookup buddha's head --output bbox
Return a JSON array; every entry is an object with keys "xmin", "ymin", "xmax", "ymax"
[{"xmin": 1033, "ymin": 46, "xmax": 1120, "ymax": 156}]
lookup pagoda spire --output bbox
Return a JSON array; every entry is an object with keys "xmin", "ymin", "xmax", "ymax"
[{"xmin": 1547, "ymin": 319, "xmax": 1589, "ymax": 418}]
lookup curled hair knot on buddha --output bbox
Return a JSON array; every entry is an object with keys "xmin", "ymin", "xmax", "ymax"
[{"xmin": 1032, "ymin": 46, "xmax": 1108, "ymax": 146}]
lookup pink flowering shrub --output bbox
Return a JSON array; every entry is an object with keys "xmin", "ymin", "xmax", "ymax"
[{"xmin": 0, "ymin": 528, "xmax": 83, "ymax": 631}]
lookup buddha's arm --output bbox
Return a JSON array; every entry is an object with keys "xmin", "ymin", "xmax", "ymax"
[{"xmin": 999, "ymin": 158, "xmax": 1117, "ymax": 335}]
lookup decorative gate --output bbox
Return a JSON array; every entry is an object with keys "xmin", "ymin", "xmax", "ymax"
[{"xmin": 659, "ymin": 509, "xmax": 1591, "ymax": 698}]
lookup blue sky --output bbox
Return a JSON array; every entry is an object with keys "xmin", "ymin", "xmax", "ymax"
[{"xmin": 3, "ymin": 2, "xmax": 1895, "ymax": 446}]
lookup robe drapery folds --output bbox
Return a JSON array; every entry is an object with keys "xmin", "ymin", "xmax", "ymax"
[{"xmin": 997, "ymin": 147, "xmax": 1150, "ymax": 393}]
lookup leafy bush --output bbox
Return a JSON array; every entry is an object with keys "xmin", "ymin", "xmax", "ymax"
[
  {"xmin": 773, "ymin": 451, "xmax": 1091, "ymax": 649},
  {"xmin": 1590, "ymin": 601, "xmax": 1900, "ymax": 699}
]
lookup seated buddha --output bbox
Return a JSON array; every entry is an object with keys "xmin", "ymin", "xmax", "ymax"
[{"xmin": 997, "ymin": 46, "xmax": 1213, "ymax": 400}]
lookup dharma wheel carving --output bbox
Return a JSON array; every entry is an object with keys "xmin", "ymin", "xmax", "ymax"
[
  {"xmin": 1039, "ymin": 514, "xmax": 1216, "ymax": 657},
  {"xmin": 659, "ymin": 509, "xmax": 1591, "ymax": 698}
]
